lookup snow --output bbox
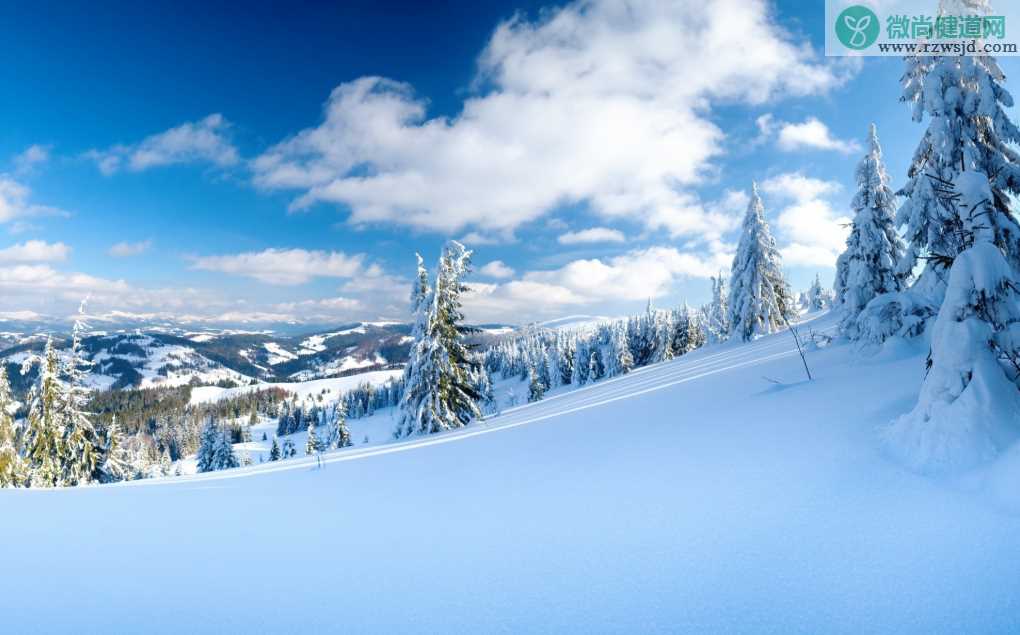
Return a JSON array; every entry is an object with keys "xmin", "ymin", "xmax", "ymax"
[
  {"xmin": 262, "ymin": 341, "xmax": 297, "ymax": 365},
  {"xmin": 4, "ymin": 312, "xmax": 1020, "ymax": 632},
  {"xmin": 540, "ymin": 314, "xmax": 611, "ymax": 331},
  {"xmin": 188, "ymin": 369, "xmax": 403, "ymax": 405}
]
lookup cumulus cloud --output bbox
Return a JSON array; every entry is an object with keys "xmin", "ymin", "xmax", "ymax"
[
  {"xmin": 252, "ymin": 0, "xmax": 848, "ymax": 240},
  {"xmin": 86, "ymin": 114, "xmax": 239, "ymax": 175},
  {"xmin": 0, "ymin": 175, "xmax": 69, "ymax": 225},
  {"xmin": 558, "ymin": 227, "xmax": 626, "ymax": 245},
  {"xmin": 108, "ymin": 240, "xmax": 152, "ymax": 257},
  {"xmin": 479, "ymin": 260, "xmax": 515, "ymax": 278},
  {"xmin": 775, "ymin": 117, "xmax": 860, "ymax": 154},
  {"xmin": 13, "ymin": 144, "xmax": 51, "ymax": 175},
  {"xmin": 188, "ymin": 247, "xmax": 371, "ymax": 285},
  {"xmin": 0, "ymin": 240, "xmax": 70, "ymax": 263},
  {"xmin": 463, "ymin": 246, "xmax": 731, "ymax": 322},
  {"xmin": 760, "ymin": 172, "xmax": 850, "ymax": 267}
]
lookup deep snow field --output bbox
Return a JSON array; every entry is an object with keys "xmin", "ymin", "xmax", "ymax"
[{"xmin": 3, "ymin": 311, "xmax": 1020, "ymax": 634}]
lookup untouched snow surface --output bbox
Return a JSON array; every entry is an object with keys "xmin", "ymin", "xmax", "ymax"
[{"xmin": 3, "ymin": 313, "xmax": 1020, "ymax": 633}]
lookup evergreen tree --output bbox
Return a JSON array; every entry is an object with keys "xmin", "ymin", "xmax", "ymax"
[
  {"xmin": 885, "ymin": 170, "xmax": 1020, "ymax": 471},
  {"xmin": 305, "ymin": 419, "xmax": 322, "ymax": 455},
  {"xmin": 897, "ymin": 52, "xmax": 1020, "ymax": 307},
  {"xmin": 58, "ymin": 304, "xmax": 102, "ymax": 485},
  {"xmin": 212, "ymin": 429, "xmax": 239, "ymax": 470},
  {"xmin": 269, "ymin": 437, "xmax": 281, "ymax": 461},
  {"xmin": 587, "ymin": 349, "xmax": 604, "ymax": 383},
  {"xmin": 805, "ymin": 274, "xmax": 831, "ymax": 312},
  {"xmin": 98, "ymin": 417, "xmax": 132, "ymax": 483},
  {"xmin": 0, "ymin": 366, "xmax": 27, "ymax": 487},
  {"xmin": 196, "ymin": 419, "xmax": 220, "ymax": 473},
  {"xmin": 159, "ymin": 448, "xmax": 172, "ymax": 476},
  {"xmin": 326, "ymin": 402, "xmax": 352, "ymax": 449},
  {"xmin": 728, "ymin": 182, "xmax": 793, "ymax": 341},
  {"xmin": 22, "ymin": 339, "xmax": 65, "ymax": 487},
  {"xmin": 528, "ymin": 366, "xmax": 546, "ymax": 402},
  {"xmin": 283, "ymin": 438, "xmax": 297, "ymax": 458},
  {"xmin": 705, "ymin": 273, "xmax": 730, "ymax": 342},
  {"xmin": 835, "ymin": 124, "xmax": 905, "ymax": 337},
  {"xmin": 396, "ymin": 243, "xmax": 481, "ymax": 437}
]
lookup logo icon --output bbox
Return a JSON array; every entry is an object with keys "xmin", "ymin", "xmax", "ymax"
[{"xmin": 835, "ymin": 5, "xmax": 879, "ymax": 50}]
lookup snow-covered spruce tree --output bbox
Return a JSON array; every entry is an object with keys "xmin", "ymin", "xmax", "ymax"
[
  {"xmin": 98, "ymin": 417, "xmax": 133, "ymax": 483},
  {"xmin": 326, "ymin": 402, "xmax": 352, "ymax": 450},
  {"xmin": 0, "ymin": 365, "xmax": 28, "ymax": 487},
  {"xmin": 396, "ymin": 243, "xmax": 481, "ymax": 437},
  {"xmin": 884, "ymin": 170, "xmax": 1020, "ymax": 472},
  {"xmin": 704, "ymin": 273, "xmax": 730, "ymax": 342},
  {"xmin": 587, "ymin": 349, "xmax": 604, "ymax": 382},
  {"xmin": 728, "ymin": 182, "xmax": 794, "ymax": 341},
  {"xmin": 305, "ymin": 419, "xmax": 322, "ymax": 455},
  {"xmin": 196, "ymin": 419, "xmax": 221, "ymax": 473},
  {"xmin": 834, "ymin": 124, "xmax": 906, "ymax": 337},
  {"xmin": 22, "ymin": 339, "xmax": 65, "ymax": 487},
  {"xmin": 58, "ymin": 305, "xmax": 102, "ymax": 485},
  {"xmin": 213, "ymin": 429, "xmax": 239, "ymax": 470},
  {"xmin": 897, "ymin": 52, "xmax": 1020, "ymax": 308},
  {"xmin": 269, "ymin": 437, "xmax": 281, "ymax": 461},
  {"xmin": 803, "ymin": 274, "xmax": 831, "ymax": 312},
  {"xmin": 530, "ymin": 364, "xmax": 546, "ymax": 405}
]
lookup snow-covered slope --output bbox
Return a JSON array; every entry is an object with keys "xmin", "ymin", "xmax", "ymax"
[{"xmin": 3, "ymin": 312, "xmax": 1020, "ymax": 633}]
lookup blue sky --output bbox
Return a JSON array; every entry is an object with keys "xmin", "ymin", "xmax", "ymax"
[{"xmin": 2, "ymin": 0, "xmax": 1015, "ymax": 326}]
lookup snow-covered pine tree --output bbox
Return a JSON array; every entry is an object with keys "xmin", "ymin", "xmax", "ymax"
[
  {"xmin": 0, "ymin": 365, "xmax": 27, "ymax": 487},
  {"xmin": 305, "ymin": 419, "xmax": 322, "ymax": 455},
  {"xmin": 326, "ymin": 402, "xmax": 352, "ymax": 450},
  {"xmin": 834, "ymin": 124, "xmax": 906, "ymax": 337},
  {"xmin": 884, "ymin": 170, "xmax": 1020, "ymax": 471},
  {"xmin": 396, "ymin": 242, "xmax": 481, "ymax": 437},
  {"xmin": 22, "ymin": 338, "xmax": 65, "ymax": 487},
  {"xmin": 587, "ymin": 349, "xmax": 604, "ymax": 383},
  {"xmin": 705, "ymin": 273, "xmax": 730, "ymax": 342},
  {"xmin": 572, "ymin": 339, "xmax": 589, "ymax": 386},
  {"xmin": 896, "ymin": 50, "xmax": 1020, "ymax": 309},
  {"xmin": 608, "ymin": 323, "xmax": 633, "ymax": 376},
  {"xmin": 269, "ymin": 437, "xmax": 281, "ymax": 461},
  {"xmin": 98, "ymin": 417, "xmax": 133, "ymax": 483},
  {"xmin": 159, "ymin": 448, "xmax": 172, "ymax": 476},
  {"xmin": 212, "ymin": 429, "xmax": 239, "ymax": 470},
  {"xmin": 283, "ymin": 438, "xmax": 296, "ymax": 458},
  {"xmin": 728, "ymin": 182, "xmax": 793, "ymax": 341},
  {"xmin": 58, "ymin": 303, "xmax": 102, "ymax": 485},
  {"xmin": 196, "ymin": 419, "xmax": 220, "ymax": 473},
  {"xmin": 805, "ymin": 274, "xmax": 830, "ymax": 312},
  {"xmin": 528, "ymin": 365, "xmax": 546, "ymax": 402}
]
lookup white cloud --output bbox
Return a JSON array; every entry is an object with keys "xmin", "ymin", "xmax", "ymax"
[
  {"xmin": 0, "ymin": 240, "xmax": 70, "ymax": 263},
  {"xmin": 557, "ymin": 227, "xmax": 626, "ymax": 245},
  {"xmin": 760, "ymin": 172, "xmax": 851, "ymax": 267},
  {"xmin": 464, "ymin": 246, "xmax": 730, "ymax": 322},
  {"xmin": 108, "ymin": 240, "xmax": 152, "ymax": 257},
  {"xmin": 86, "ymin": 114, "xmax": 239, "ymax": 175},
  {"xmin": 479, "ymin": 260, "xmax": 515, "ymax": 278},
  {"xmin": 189, "ymin": 248, "xmax": 370, "ymax": 285},
  {"xmin": 252, "ymin": 0, "xmax": 848, "ymax": 241},
  {"xmin": 13, "ymin": 145, "xmax": 51, "ymax": 175},
  {"xmin": 775, "ymin": 117, "xmax": 860, "ymax": 154},
  {"xmin": 0, "ymin": 175, "xmax": 69, "ymax": 225}
]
